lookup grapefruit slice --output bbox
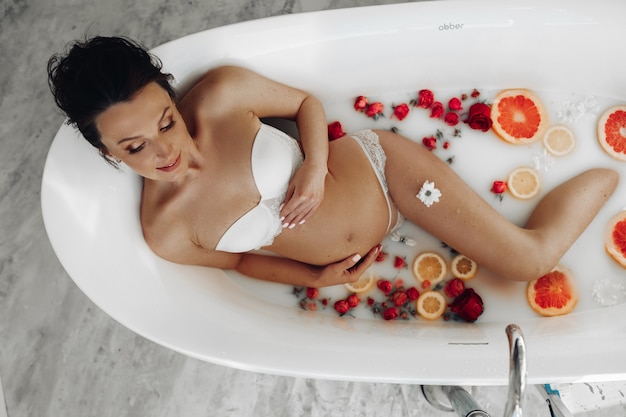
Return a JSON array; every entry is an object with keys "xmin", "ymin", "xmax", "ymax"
[
  {"xmin": 416, "ymin": 291, "xmax": 446, "ymax": 320},
  {"xmin": 526, "ymin": 264, "xmax": 578, "ymax": 317},
  {"xmin": 344, "ymin": 269, "xmax": 376, "ymax": 293},
  {"xmin": 605, "ymin": 211, "xmax": 626, "ymax": 268},
  {"xmin": 412, "ymin": 252, "xmax": 447, "ymax": 286},
  {"xmin": 491, "ymin": 89, "xmax": 548, "ymax": 144},
  {"xmin": 597, "ymin": 105, "xmax": 626, "ymax": 161}
]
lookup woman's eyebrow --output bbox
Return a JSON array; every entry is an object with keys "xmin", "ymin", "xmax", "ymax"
[{"xmin": 117, "ymin": 106, "xmax": 170, "ymax": 145}]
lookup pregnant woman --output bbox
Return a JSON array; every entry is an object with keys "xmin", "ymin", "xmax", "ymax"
[{"xmin": 47, "ymin": 36, "xmax": 618, "ymax": 287}]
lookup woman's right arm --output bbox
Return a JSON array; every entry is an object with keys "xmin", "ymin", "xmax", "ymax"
[{"xmin": 148, "ymin": 233, "xmax": 380, "ymax": 288}]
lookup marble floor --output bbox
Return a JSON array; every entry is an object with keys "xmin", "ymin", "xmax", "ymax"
[{"xmin": 1, "ymin": 0, "xmax": 625, "ymax": 416}]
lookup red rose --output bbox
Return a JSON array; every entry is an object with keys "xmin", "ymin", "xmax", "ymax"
[
  {"xmin": 444, "ymin": 112, "xmax": 459, "ymax": 126},
  {"xmin": 393, "ymin": 256, "xmax": 406, "ymax": 269},
  {"xmin": 334, "ymin": 299, "xmax": 350, "ymax": 315},
  {"xmin": 367, "ymin": 297, "xmax": 375, "ymax": 306},
  {"xmin": 392, "ymin": 103, "xmax": 410, "ymax": 121},
  {"xmin": 443, "ymin": 141, "xmax": 450, "ymax": 150},
  {"xmin": 391, "ymin": 290, "xmax": 408, "ymax": 307},
  {"xmin": 422, "ymin": 136, "xmax": 437, "ymax": 150},
  {"xmin": 327, "ymin": 121, "xmax": 345, "ymax": 141},
  {"xmin": 354, "ymin": 95, "xmax": 368, "ymax": 111},
  {"xmin": 450, "ymin": 288, "xmax": 484, "ymax": 322},
  {"xmin": 406, "ymin": 287, "xmax": 420, "ymax": 301},
  {"xmin": 444, "ymin": 278, "xmax": 465, "ymax": 298},
  {"xmin": 365, "ymin": 102, "xmax": 384, "ymax": 119},
  {"xmin": 383, "ymin": 307, "xmax": 399, "ymax": 320},
  {"xmin": 377, "ymin": 279, "xmax": 393, "ymax": 294},
  {"xmin": 448, "ymin": 97, "xmax": 463, "ymax": 111},
  {"xmin": 470, "ymin": 88, "xmax": 481, "ymax": 98},
  {"xmin": 306, "ymin": 287, "xmax": 319, "ymax": 299},
  {"xmin": 465, "ymin": 102, "xmax": 492, "ymax": 132},
  {"xmin": 417, "ymin": 89, "xmax": 434, "ymax": 108},
  {"xmin": 491, "ymin": 180, "xmax": 507, "ymax": 194},
  {"xmin": 375, "ymin": 250, "xmax": 387, "ymax": 262},
  {"xmin": 430, "ymin": 101, "xmax": 444, "ymax": 118},
  {"xmin": 347, "ymin": 294, "xmax": 360, "ymax": 308}
]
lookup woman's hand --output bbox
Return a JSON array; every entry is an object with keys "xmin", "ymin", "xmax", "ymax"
[
  {"xmin": 313, "ymin": 245, "xmax": 381, "ymax": 288},
  {"xmin": 279, "ymin": 161, "xmax": 327, "ymax": 228}
]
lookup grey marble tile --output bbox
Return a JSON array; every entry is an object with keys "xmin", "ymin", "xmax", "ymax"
[{"xmin": 0, "ymin": 0, "xmax": 622, "ymax": 416}]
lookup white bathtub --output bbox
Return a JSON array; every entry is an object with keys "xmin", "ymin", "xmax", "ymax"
[{"xmin": 42, "ymin": 0, "xmax": 626, "ymax": 385}]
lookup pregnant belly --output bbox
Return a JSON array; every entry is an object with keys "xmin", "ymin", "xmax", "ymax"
[{"xmin": 268, "ymin": 138, "xmax": 392, "ymax": 265}]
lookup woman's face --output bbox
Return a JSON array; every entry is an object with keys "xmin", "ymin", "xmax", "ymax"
[{"xmin": 97, "ymin": 82, "xmax": 193, "ymax": 181}]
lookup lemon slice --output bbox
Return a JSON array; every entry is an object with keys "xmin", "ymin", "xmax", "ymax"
[
  {"xmin": 416, "ymin": 291, "xmax": 446, "ymax": 320},
  {"xmin": 450, "ymin": 254, "xmax": 478, "ymax": 280},
  {"xmin": 543, "ymin": 125, "xmax": 575, "ymax": 156},
  {"xmin": 412, "ymin": 252, "xmax": 447, "ymax": 286},
  {"xmin": 507, "ymin": 167, "xmax": 541, "ymax": 200},
  {"xmin": 344, "ymin": 269, "xmax": 376, "ymax": 293}
]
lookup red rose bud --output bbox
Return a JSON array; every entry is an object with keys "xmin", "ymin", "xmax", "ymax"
[
  {"xmin": 347, "ymin": 294, "xmax": 360, "ymax": 308},
  {"xmin": 395, "ymin": 278, "xmax": 404, "ymax": 288},
  {"xmin": 391, "ymin": 290, "xmax": 408, "ymax": 307},
  {"xmin": 443, "ymin": 141, "xmax": 450, "ymax": 150},
  {"xmin": 383, "ymin": 307, "xmax": 399, "ymax": 320},
  {"xmin": 306, "ymin": 287, "xmax": 319, "ymax": 299},
  {"xmin": 393, "ymin": 256, "xmax": 406, "ymax": 269},
  {"xmin": 354, "ymin": 95, "xmax": 368, "ymax": 111},
  {"xmin": 430, "ymin": 101, "xmax": 444, "ymax": 118},
  {"xmin": 417, "ymin": 89, "xmax": 434, "ymax": 108},
  {"xmin": 448, "ymin": 97, "xmax": 463, "ymax": 111},
  {"xmin": 444, "ymin": 112, "xmax": 459, "ymax": 126},
  {"xmin": 375, "ymin": 250, "xmax": 387, "ymax": 262},
  {"xmin": 377, "ymin": 279, "xmax": 393, "ymax": 294},
  {"xmin": 422, "ymin": 136, "xmax": 437, "ymax": 150},
  {"xmin": 406, "ymin": 287, "xmax": 420, "ymax": 301},
  {"xmin": 450, "ymin": 288, "xmax": 485, "ymax": 322},
  {"xmin": 491, "ymin": 180, "xmax": 507, "ymax": 194},
  {"xmin": 465, "ymin": 102, "xmax": 493, "ymax": 132},
  {"xmin": 334, "ymin": 299, "xmax": 350, "ymax": 315},
  {"xmin": 392, "ymin": 103, "xmax": 410, "ymax": 121},
  {"xmin": 470, "ymin": 88, "xmax": 481, "ymax": 98},
  {"xmin": 367, "ymin": 297, "xmax": 375, "ymax": 306},
  {"xmin": 444, "ymin": 278, "xmax": 465, "ymax": 298},
  {"xmin": 327, "ymin": 121, "xmax": 345, "ymax": 141},
  {"xmin": 365, "ymin": 102, "xmax": 385, "ymax": 118}
]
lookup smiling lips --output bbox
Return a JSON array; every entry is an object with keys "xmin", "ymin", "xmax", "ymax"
[{"xmin": 157, "ymin": 152, "xmax": 181, "ymax": 172}]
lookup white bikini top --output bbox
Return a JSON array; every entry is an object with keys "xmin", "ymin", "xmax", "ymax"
[{"xmin": 215, "ymin": 123, "xmax": 303, "ymax": 253}]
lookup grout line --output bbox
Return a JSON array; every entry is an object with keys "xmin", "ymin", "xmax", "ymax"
[{"xmin": 0, "ymin": 374, "xmax": 7, "ymax": 417}]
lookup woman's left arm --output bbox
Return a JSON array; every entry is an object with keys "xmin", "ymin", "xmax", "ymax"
[{"xmin": 206, "ymin": 65, "xmax": 329, "ymax": 227}]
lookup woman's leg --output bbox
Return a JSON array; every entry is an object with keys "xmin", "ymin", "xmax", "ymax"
[{"xmin": 377, "ymin": 130, "xmax": 619, "ymax": 281}]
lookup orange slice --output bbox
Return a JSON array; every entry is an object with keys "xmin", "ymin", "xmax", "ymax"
[
  {"xmin": 450, "ymin": 254, "xmax": 478, "ymax": 280},
  {"xmin": 605, "ymin": 211, "xmax": 626, "ymax": 268},
  {"xmin": 526, "ymin": 264, "xmax": 578, "ymax": 317},
  {"xmin": 507, "ymin": 166, "xmax": 541, "ymax": 200},
  {"xmin": 344, "ymin": 269, "xmax": 376, "ymax": 293},
  {"xmin": 597, "ymin": 105, "xmax": 626, "ymax": 161},
  {"xmin": 416, "ymin": 291, "xmax": 446, "ymax": 320},
  {"xmin": 412, "ymin": 252, "xmax": 447, "ymax": 286},
  {"xmin": 491, "ymin": 89, "xmax": 548, "ymax": 144},
  {"xmin": 543, "ymin": 125, "xmax": 576, "ymax": 156}
]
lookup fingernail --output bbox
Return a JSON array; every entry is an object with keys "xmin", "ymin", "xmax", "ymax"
[
  {"xmin": 282, "ymin": 222, "xmax": 289, "ymax": 228},
  {"xmin": 299, "ymin": 219, "xmax": 306, "ymax": 225},
  {"xmin": 352, "ymin": 254, "xmax": 362, "ymax": 263},
  {"xmin": 280, "ymin": 216, "xmax": 285, "ymax": 221},
  {"xmin": 288, "ymin": 223, "xmax": 296, "ymax": 229}
]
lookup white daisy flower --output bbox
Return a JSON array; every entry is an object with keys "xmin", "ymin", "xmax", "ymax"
[{"xmin": 416, "ymin": 180, "xmax": 441, "ymax": 207}]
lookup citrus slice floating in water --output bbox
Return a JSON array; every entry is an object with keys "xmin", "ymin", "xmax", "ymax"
[
  {"xmin": 605, "ymin": 211, "xmax": 626, "ymax": 268},
  {"xmin": 412, "ymin": 252, "xmax": 447, "ymax": 286},
  {"xmin": 543, "ymin": 125, "xmax": 576, "ymax": 156},
  {"xmin": 491, "ymin": 89, "xmax": 548, "ymax": 144},
  {"xmin": 526, "ymin": 264, "xmax": 578, "ymax": 317},
  {"xmin": 450, "ymin": 254, "xmax": 478, "ymax": 280},
  {"xmin": 416, "ymin": 291, "xmax": 446, "ymax": 320},
  {"xmin": 344, "ymin": 269, "xmax": 376, "ymax": 293},
  {"xmin": 507, "ymin": 166, "xmax": 541, "ymax": 200},
  {"xmin": 597, "ymin": 105, "xmax": 626, "ymax": 161}
]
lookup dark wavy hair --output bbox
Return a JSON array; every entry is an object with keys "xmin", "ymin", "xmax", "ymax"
[{"xmin": 47, "ymin": 36, "xmax": 176, "ymax": 166}]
